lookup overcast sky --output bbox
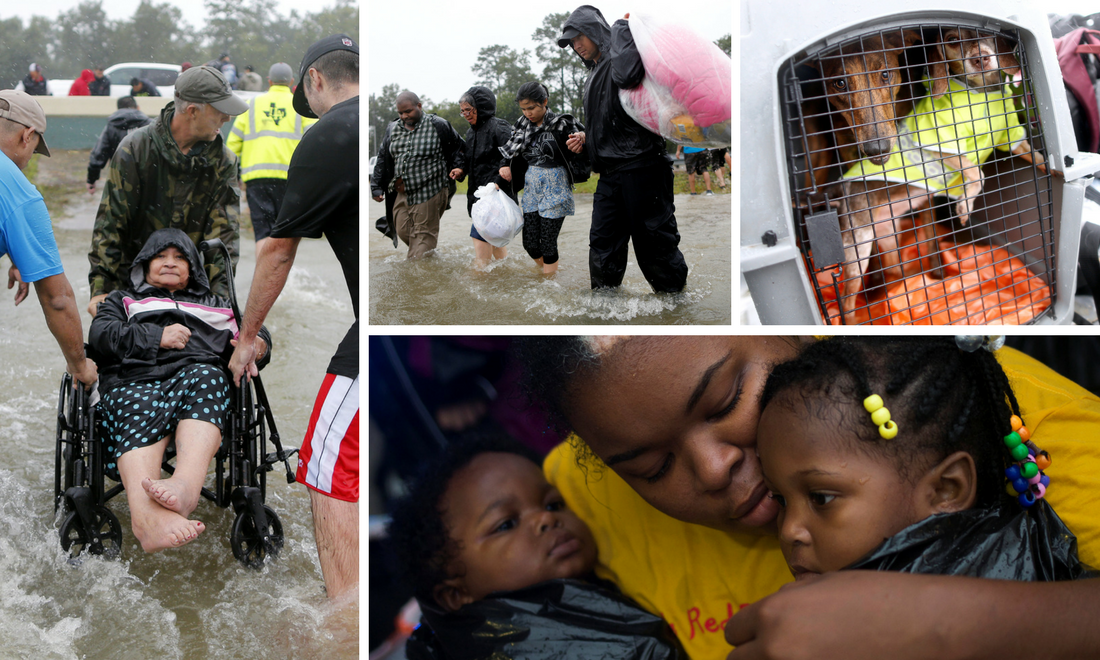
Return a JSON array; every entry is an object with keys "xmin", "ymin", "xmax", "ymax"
[
  {"xmin": 0, "ymin": 0, "xmax": 338, "ymax": 32},
  {"xmin": 369, "ymin": 1, "xmax": 733, "ymax": 104}
]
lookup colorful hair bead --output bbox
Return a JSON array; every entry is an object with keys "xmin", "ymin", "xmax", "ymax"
[
  {"xmin": 1003, "ymin": 415, "xmax": 1052, "ymax": 508},
  {"xmin": 862, "ymin": 394, "xmax": 897, "ymax": 439},
  {"xmin": 1010, "ymin": 443, "xmax": 1029, "ymax": 461}
]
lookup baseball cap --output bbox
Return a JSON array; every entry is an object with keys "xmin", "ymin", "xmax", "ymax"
[
  {"xmin": 557, "ymin": 27, "xmax": 581, "ymax": 47},
  {"xmin": 0, "ymin": 90, "xmax": 50, "ymax": 157},
  {"xmin": 293, "ymin": 34, "xmax": 359, "ymax": 118},
  {"xmin": 174, "ymin": 65, "xmax": 248, "ymax": 116},
  {"xmin": 268, "ymin": 62, "xmax": 294, "ymax": 85}
]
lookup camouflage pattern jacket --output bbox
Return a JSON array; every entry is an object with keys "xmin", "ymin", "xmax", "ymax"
[{"xmin": 88, "ymin": 102, "xmax": 241, "ymax": 299}]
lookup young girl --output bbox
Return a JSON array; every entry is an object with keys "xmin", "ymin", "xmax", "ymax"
[
  {"xmin": 498, "ymin": 82, "xmax": 589, "ymax": 276},
  {"xmin": 387, "ymin": 435, "xmax": 684, "ymax": 659},
  {"xmin": 756, "ymin": 335, "xmax": 1092, "ymax": 581}
]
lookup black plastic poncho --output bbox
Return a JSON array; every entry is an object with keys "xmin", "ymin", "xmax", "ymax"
[
  {"xmin": 847, "ymin": 498, "xmax": 1095, "ymax": 580},
  {"xmin": 405, "ymin": 578, "xmax": 685, "ymax": 660}
]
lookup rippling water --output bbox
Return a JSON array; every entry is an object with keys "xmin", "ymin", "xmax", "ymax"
[
  {"xmin": 0, "ymin": 192, "xmax": 357, "ymax": 659},
  {"xmin": 369, "ymin": 192, "xmax": 732, "ymax": 324}
]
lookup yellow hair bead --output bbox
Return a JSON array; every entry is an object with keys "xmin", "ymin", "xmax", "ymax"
[
  {"xmin": 863, "ymin": 395, "xmax": 884, "ymax": 413},
  {"xmin": 871, "ymin": 407, "xmax": 891, "ymax": 427},
  {"xmin": 1010, "ymin": 415, "xmax": 1023, "ymax": 432},
  {"xmin": 879, "ymin": 420, "xmax": 898, "ymax": 440}
]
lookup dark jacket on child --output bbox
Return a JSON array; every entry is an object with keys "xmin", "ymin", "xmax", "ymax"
[
  {"xmin": 848, "ymin": 498, "xmax": 1096, "ymax": 580},
  {"xmin": 406, "ymin": 578, "xmax": 685, "ymax": 660}
]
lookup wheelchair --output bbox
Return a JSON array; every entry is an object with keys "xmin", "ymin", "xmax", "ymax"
[
  {"xmin": 54, "ymin": 237, "xmax": 298, "ymax": 568},
  {"xmin": 53, "ymin": 367, "xmax": 299, "ymax": 568}
]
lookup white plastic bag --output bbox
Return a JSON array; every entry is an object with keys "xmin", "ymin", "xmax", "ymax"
[
  {"xmin": 618, "ymin": 13, "xmax": 732, "ymax": 147},
  {"xmin": 471, "ymin": 184, "xmax": 523, "ymax": 247}
]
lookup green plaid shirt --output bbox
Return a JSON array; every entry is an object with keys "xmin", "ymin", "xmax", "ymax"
[{"xmin": 388, "ymin": 114, "xmax": 448, "ymax": 205}]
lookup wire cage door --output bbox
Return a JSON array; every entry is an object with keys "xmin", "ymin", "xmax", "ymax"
[{"xmin": 781, "ymin": 24, "xmax": 1057, "ymax": 325}]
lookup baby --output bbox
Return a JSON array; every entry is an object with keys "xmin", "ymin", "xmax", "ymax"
[
  {"xmin": 388, "ymin": 434, "xmax": 684, "ymax": 658},
  {"xmin": 755, "ymin": 336, "xmax": 1091, "ymax": 582}
]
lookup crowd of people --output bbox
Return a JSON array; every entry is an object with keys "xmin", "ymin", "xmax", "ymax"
[
  {"xmin": 372, "ymin": 5, "xmax": 723, "ymax": 295},
  {"xmin": 18, "ymin": 53, "xmax": 283, "ymax": 98},
  {"xmin": 0, "ymin": 35, "xmax": 360, "ymax": 604}
]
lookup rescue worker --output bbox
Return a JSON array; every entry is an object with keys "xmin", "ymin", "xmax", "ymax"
[
  {"xmin": 87, "ymin": 65, "xmax": 247, "ymax": 315},
  {"xmin": 227, "ymin": 62, "xmax": 316, "ymax": 249}
]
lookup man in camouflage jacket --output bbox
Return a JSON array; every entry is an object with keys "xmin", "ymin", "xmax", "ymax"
[{"xmin": 88, "ymin": 66, "xmax": 248, "ymax": 311}]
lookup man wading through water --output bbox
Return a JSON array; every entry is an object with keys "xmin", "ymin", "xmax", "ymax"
[{"xmin": 558, "ymin": 5, "xmax": 688, "ymax": 293}]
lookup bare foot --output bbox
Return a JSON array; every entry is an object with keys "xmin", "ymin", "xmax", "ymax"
[
  {"xmin": 142, "ymin": 476, "xmax": 197, "ymax": 515},
  {"xmin": 134, "ymin": 507, "xmax": 205, "ymax": 553}
]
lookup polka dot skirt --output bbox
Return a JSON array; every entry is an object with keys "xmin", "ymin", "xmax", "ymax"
[{"xmin": 99, "ymin": 363, "xmax": 229, "ymax": 471}]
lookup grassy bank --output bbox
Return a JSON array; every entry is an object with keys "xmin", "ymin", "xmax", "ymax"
[{"xmin": 25, "ymin": 150, "xmax": 90, "ymax": 220}]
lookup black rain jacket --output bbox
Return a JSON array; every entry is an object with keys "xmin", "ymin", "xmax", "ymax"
[
  {"xmin": 453, "ymin": 86, "xmax": 516, "ymax": 215},
  {"xmin": 89, "ymin": 228, "xmax": 271, "ymax": 396},
  {"xmin": 88, "ymin": 74, "xmax": 111, "ymax": 96},
  {"xmin": 560, "ymin": 5, "xmax": 668, "ymax": 173},
  {"xmin": 87, "ymin": 107, "xmax": 154, "ymax": 185}
]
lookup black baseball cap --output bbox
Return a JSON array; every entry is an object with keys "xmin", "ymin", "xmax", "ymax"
[
  {"xmin": 557, "ymin": 27, "xmax": 582, "ymax": 48},
  {"xmin": 293, "ymin": 33, "xmax": 359, "ymax": 118}
]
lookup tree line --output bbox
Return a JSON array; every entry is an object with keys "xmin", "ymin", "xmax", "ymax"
[
  {"xmin": 368, "ymin": 12, "xmax": 731, "ymax": 156},
  {"xmin": 0, "ymin": 0, "xmax": 358, "ymax": 89}
]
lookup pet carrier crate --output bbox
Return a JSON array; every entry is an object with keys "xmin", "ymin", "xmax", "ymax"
[{"xmin": 740, "ymin": 0, "xmax": 1100, "ymax": 324}]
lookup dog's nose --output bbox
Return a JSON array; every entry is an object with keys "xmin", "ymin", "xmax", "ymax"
[{"xmin": 863, "ymin": 138, "xmax": 893, "ymax": 160}]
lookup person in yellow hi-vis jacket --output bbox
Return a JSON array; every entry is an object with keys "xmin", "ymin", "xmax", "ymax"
[{"xmin": 227, "ymin": 62, "xmax": 316, "ymax": 248}]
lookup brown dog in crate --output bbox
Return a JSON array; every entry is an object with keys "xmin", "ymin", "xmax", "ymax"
[
  {"xmin": 799, "ymin": 29, "xmax": 923, "ymax": 189},
  {"xmin": 831, "ymin": 27, "xmax": 1047, "ymax": 324}
]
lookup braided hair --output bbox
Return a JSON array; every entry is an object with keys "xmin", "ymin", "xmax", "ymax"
[
  {"xmin": 760, "ymin": 336, "xmax": 1021, "ymax": 506},
  {"xmin": 387, "ymin": 434, "xmax": 544, "ymax": 604}
]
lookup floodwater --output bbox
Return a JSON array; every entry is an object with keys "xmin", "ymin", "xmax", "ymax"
[
  {"xmin": 368, "ymin": 191, "xmax": 732, "ymax": 324},
  {"xmin": 0, "ymin": 175, "xmax": 357, "ymax": 659}
]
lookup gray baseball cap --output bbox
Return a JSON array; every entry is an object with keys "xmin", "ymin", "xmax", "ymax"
[
  {"xmin": 174, "ymin": 65, "xmax": 248, "ymax": 116},
  {"xmin": 268, "ymin": 62, "xmax": 294, "ymax": 85},
  {"xmin": 0, "ymin": 90, "xmax": 50, "ymax": 156}
]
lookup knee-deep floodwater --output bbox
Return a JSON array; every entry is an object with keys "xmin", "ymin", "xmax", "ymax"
[
  {"xmin": 368, "ymin": 191, "xmax": 732, "ymax": 324},
  {"xmin": 0, "ymin": 160, "xmax": 358, "ymax": 660}
]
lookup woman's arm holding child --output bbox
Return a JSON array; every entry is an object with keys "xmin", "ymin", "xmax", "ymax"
[{"xmin": 726, "ymin": 571, "xmax": 1100, "ymax": 659}]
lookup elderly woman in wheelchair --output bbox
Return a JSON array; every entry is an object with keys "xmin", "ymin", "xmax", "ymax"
[{"xmin": 88, "ymin": 228, "xmax": 271, "ymax": 553}]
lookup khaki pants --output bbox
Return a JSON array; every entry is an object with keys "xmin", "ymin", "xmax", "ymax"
[{"xmin": 394, "ymin": 186, "xmax": 448, "ymax": 259}]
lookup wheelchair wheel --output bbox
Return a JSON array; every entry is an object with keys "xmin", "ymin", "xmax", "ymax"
[
  {"xmin": 230, "ymin": 505, "xmax": 283, "ymax": 569},
  {"xmin": 59, "ymin": 506, "xmax": 122, "ymax": 562}
]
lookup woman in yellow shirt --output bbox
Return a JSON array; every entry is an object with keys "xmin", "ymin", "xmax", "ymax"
[{"xmin": 519, "ymin": 336, "xmax": 1100, "ymax": 660}]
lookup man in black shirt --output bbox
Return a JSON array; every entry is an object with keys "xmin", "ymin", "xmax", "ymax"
[
  {"xmin": 229, "ymin": 34, "xmax": 359, "ymax": 602},
  {"xmin": 558, "ymin": 6, "xmax": 688, "ymax": 293}
]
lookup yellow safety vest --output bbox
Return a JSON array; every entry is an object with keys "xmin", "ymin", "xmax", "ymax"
[{"xmin": 227, "ymin": 85, "xmax": 316, "ymax": 182}]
